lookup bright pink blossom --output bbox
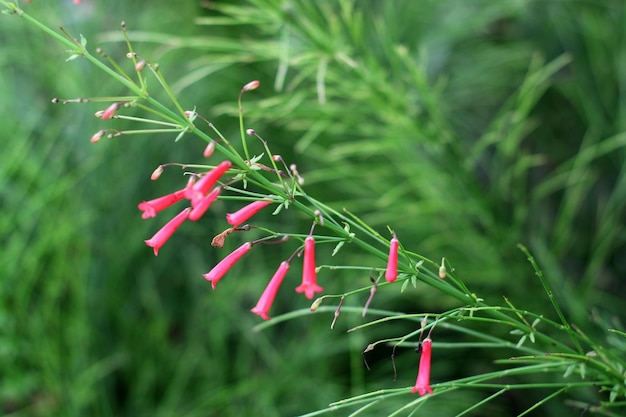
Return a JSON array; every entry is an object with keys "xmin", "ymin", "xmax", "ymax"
[
  {"xmin": 295, "ymin": 237, "xmax": 323, "ymax": 299},
  {"xmin": 186, "ymin": 160, "xmax": 231, "ymax": 207},
  {"xmin": 226, "ymin": 200, "xmax": 273, "ymax": 228},
  {"xmin": 138, "ymin": 189, "xmax": 187, "ymax": 219},
  {"xmin": 251, "ymin": 261, "xmax": 290, "ymax": 320},
  {"xmin": 385, "ymin": 233, "xmax": 399, "ymax": 282},
  {"xmin": 189, "ymin": 186, "xmax": 221, "ymax": 221},
  {"xmin": 411, "ymin": 338, "xmax": 433, "ymax": 396},
  {"xmin": 203, "ymin": 242, "xmax": 252, "ymax": 289},
  {"xmin": 144, "ymin": 207, "xmax": 190, "ymax": 256}
]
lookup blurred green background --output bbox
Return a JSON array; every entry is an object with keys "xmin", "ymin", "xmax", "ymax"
[{"xmin": 1, "ymin": 0, "xmax": 625, "ymax": 416}]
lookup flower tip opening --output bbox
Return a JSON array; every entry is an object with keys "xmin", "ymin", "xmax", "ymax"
[
  {"xmin": 250, "ymin": 307, "xmax": 270, "ymax": 320},
  {"xmin": 144, "ymin": 239, "xmax": 159, "ymax": 256}
]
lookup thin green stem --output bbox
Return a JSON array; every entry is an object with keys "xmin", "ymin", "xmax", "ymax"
[{"xmin": 518, "ymin": 244, "xmax": 583, "ymax": 353}]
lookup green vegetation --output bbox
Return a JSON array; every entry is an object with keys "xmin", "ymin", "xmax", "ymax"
[{"xmin": 1, "ymin": 1, "xmax": 625, "ymax": 416}]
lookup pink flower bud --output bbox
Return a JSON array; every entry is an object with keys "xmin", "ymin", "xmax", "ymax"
[
  {"xmin": 100, "ymin": 102, "xmax": 121, "ymax": 120},
  {"xmin": 150, "ymin": 165, "xmax": 164, "ymax": 181},
  {"xmin": 203, "ymin": 140, "xmax": 216, "ymax": 158},
  {"xmin": 90, "ymin": 130, "xmax": 105, "ymax": 143},
  {"xmin": 385, "ymin": 233, "xmax": 399, "ymax": 283},
  {"xmin": 242, "ymin": 80, "xmax": 260, "ymax": 91}
]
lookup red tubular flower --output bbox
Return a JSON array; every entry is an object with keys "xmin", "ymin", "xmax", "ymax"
[
  {"xmin": 411, "ymin": 338, "xmax": 434, "ymax": 396},
  {"xmin": 138, "ymin": 188, "xmax": 187, "ymax": 219},
  {"xmin": 144, "ymin": 207, "xmax": 190, "ymax": 256},
  {"xmin": 226, "ymin": 200, "xmax": 273, "ymax": 228},
  {"xmin": 186, "ymin": 160, "xmax": 232, "ymax": 207},
  {"xmin": 203, "ymin": 242, "xmax": 252, "ymax": 289},
  {"xmin": 295, "ymin": 237, "xmax": 323, "ymax": 299},
  {"xmin": 385, "ymin": 233, "xmax": 399, "ymax": 283},
  {"xmin": 251, "ymin": 261, "xmax": 290, "ymax": 320},
  {"xmin": 189, "ymin": 186, "xmax": 222, "ymax": 221}
]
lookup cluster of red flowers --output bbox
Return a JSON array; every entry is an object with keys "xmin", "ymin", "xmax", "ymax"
[{"xmin": 138, "ymin": 156, "xmax": 329, "ymax": 321}]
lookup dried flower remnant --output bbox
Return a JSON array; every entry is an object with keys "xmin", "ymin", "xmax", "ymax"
[
  {"xmin": 226, "ymin": 200, "xmax": 273, "ymax": 228},
  {"xmin": 385, "ymin": 232, "xmax": 399, "ymax": 283},
  {"xmin": 295, "ymin": 236, "xmax": 323, "ymax": 299},
  {"xmin": 211, "ymin": 227, "xmax": 235, "ymax": 248},
  {"xmin": 251, "ymin": 261, "xmax": 290, "ymax": 320},
  {"xmin": 189, "ymin": 186, "xmax": 222, "ymax": 221},
  {"xmin": 202, "ymin": 242, "xmax": 252, "ymax": 289},
  {"xmin": 411, "ymin": 338, "xmax": 434, "ymax": 396},
  {"xmin": 138, "ymin": 189, "xmax": 187, "ymax": 219},
  {"xmin": 186, "ymin": 160, "xmax": 231, "ymax": 207},
  {"xmin": 144, "ymin": 207, "xmax": 190, "ymax": 256}
]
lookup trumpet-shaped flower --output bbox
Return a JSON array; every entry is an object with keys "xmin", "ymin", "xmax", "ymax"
[
  {"xmin": 202, "ymin": 242, "xmax": 252, "ymax": 289},
  {"xmin": 251, "ymin": 261, "xmax": 290, "ymax": 320},
  {"xmin": 186, "ymin": 160, "xmax": 231, "ymax": 207},
  {"xmin": 226, "ymin": 200, "xmax": 273, "ymax": 228},
  {"xmin": 385, "ymin": 233, "xmax": 399, "ymax": 282},
  {"xmin": 189, "ymin": 186, "xmax": 222, "ymax": 221},
  {"xmin": 411, "ymin": 338, "xmax": 433, "ymax": 396},
  {"xmin": 144, "ymin": 207, "xmax": 190, "ymax": 256},
  {"xmin": 138, "ymin": 189, "xmax": 187, "ymax": 219},
  {"xmin": 295, "ymin": 237, "xmax": 323, "ymax": 299}
]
